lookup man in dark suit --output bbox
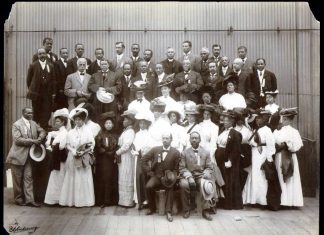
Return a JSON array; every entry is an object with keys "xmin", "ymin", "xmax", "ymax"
[
  {"xmin": 132, "ymin": 61, "xmax": 158, "ymax": 101},
  {"xmin": 232, "ymin": 58, "xmax": 251, "ymax": 97},
  {"xmin": 116, "ymin": 63, "xmax": 135, "ymax": 111},
  {"xmin": 6, "ymin": 107, "xmax": 46, "ymax": 207},
  {"xmin": 32, "ymin": 37, "xmax": 58, "ymax": 64},
  {"xmin": 130, "ymin": 43, "xmax": 144, "ymax": 77},
  {"xmin": 141, "ymin": 132, "xmax": 181, "ymax": 222},
  {"xmin": 209, "ymin": 44, "xmax": 222, "ymax": 68},
  {"xmin": 88, "ymin": 59, "xmax": 121, "ymax": 121},
  {"xmin": 193, "ymin": 47, "xmax": 213, "ymax": 82},
  {"xmin": 204, "ymin": 61, "xmax": 225, "ymax": 104},
  {"xmin": 178, "ymin": 40, "xmax": 199, "ymax": 65},
  {"xmin": 173, "ymin": 59, "xmax": 204, "ymax": 103},
  {"xmin": 155, "ymin": 63, "xmax": 172, "ymax": 97},
  {"xmin": 143, "ymin": 49, "xmax": 156, "ymax": 73},
  {"xmin": 88, "ymin": 48, "xmax": 104, "ymax": 75},
  {"xmin": 218, "ymin": 56, "xmax": 233, "ymax": 79},
  {"xmin": 248, "ymin": 58, "xmax": 278, "ymax": 108},
  {"xmin": 53, "ymin": 48, "xmax": 69, "ymax": 110},
  {"xmin": 179, "ymin": 132, "xmax": 214, "ymax": 220},
  {"xmin": 160, "ymin": 47, "xmax": 183, "ymax": 75},
  {"xmin": 27, "ymin": 48, "xmax": 55, "ymax": 130},
  {"xmin": 237, "ymin": 46, "xmax": 255, "ymax": 74},
  {"xmin": 66, "ymin": 43, "xmax": 92, "ymax": 75}
]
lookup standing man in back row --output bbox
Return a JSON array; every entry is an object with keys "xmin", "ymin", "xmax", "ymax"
[
  {"xmin": 111, "ymin": 41, "xmax": 132, "ymax": 76},
  {"xmin": 66, "ymin": 43, "xmax": 92, "ymax": 75},
  {"xmin": 178, "ymin": 40, "xmax": 199, "ymax": 65},
  {"xmin": 32, "ymin": 37, "xmax": 58, "ymax": 64},
  {"xmin": 237, "ymin": 46, "xmax": 254, "ymax": 74},
  {"xmin": 160, "ymin": 47, "xmax": 183, "ymax": 76}
]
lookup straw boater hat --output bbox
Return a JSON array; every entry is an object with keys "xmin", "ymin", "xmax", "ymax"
[
  {"xmin": 29, "ymin": 144, "xmax": 46, "ymax": 162},
  {"xmin": 53, "ymin": 108, "xmax": 69, "ymax": 119},
  {"xmin": 96, "ymin": 87, "xmax": 115, "ymax": 103},
  {"xmin": 99, "ymin": 111, "xmax": 116, "ymax": 121},
  {"xmin": 165, "ymin": 103, "xmax": 185, "ymax": 121},
  {"xmin": 161, "ymin": 170, "xmax": 177, "ymax": 188},
  {"xmin": 279, "ymin": 107, "xmax": 298, "ymax": 117},
  {"xmin": 197, "ymin": 104, "xmax": 215, "ymax": 113},
  {"xmin": 131, "ymin": 80, "xmax": 148, "ymax": 92},
  {"xmin": 184, "ymin": 104, "xmax": 200, "ymax": 115},
  {"xmin": 69, "ymin": 107, "xmax": 88, "ymax": 121},
  {"xmin": 157, "ymin": 74, "xmax": 174, "ymax": 88},
  {"xmin": 200, "ymin": 178, "xmax": 216, "ymax": 201},
  {"xmin": 121, "ymin": 109, "xmax": 137, "ymax": 120},
  {"xmin": 150, "ymin": 98, "xmax": 167, "ymax": 112},
  {"xmin": 135, "ymin": 110, "xmax": 155, "ymax": 123},
  {"xmin": 222, "ymin": 74, "xmax": 239, "ymax": 87},
  {"xmin": 265, "ymin": 90, "xmax": 279, "ymax": 97}
]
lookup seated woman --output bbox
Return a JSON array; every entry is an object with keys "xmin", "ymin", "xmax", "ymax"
[
  {"xmin": 219, "ymin": 75, "xmax": 247, "ymax": 111},
  {"xmin": 44, "ymin": 108, "xmax": 69, "ymax": 206},
  {"xmin": 273, "ymin": 107, "xmax": 304, "ymax": 208},
  {"xmin": 59, "ymin": 107, "xmax": 95, "ymax": 207},
  {"xmin": 94, "ymin": 111, "xmax": 119, "ymax": 208}
]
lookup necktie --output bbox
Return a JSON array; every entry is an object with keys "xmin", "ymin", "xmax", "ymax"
[
  {"xmin": 80, "ymin": 73, "xmax": 85, "ymax": 75},
  {"xmin": 64, "ymin": 59, "xmax": 68, "ymax": 63},
  {"xmin": 259, "ymin": 71, "xmax": 263, "ymax": 77}
]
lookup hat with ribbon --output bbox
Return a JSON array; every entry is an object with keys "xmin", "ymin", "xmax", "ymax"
[
  {"xmin": 200, "ymin": 178, "xmax": 216, "ymax": 201},
  {"xmin": 29, "ymin": 144, "xmax": 46, "ymax": 162},
  {"xmin": 96, "ymin": 87, "xmax": 115, "ymax": 103},
  {"xmin": 279, "ymin": 107, "xmax": 298, "ymax": 117},
  {"xmin": 131, "ymin": 80, "xmax": 148, "ymax": 92},
  {"xmin": 135, "ymin": 110, "xmax": 155, "ymax": 123}
]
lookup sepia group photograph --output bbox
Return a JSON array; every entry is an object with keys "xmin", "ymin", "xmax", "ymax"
[{"xmin": 2, "ymin": 2, "xmax": 319, "ymax": 234}]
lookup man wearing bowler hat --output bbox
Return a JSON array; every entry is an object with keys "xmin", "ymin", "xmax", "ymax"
[
  {"xmin": 179, "ymin": 131, "xmax": 214, "ymax": 220},
  {"xmin": 6, "ymin": 107, "xmax": 46, "ymax": 207},
  {"xmin": 141, "ymin": 132, "xmax": 181, "ymax": 222}
]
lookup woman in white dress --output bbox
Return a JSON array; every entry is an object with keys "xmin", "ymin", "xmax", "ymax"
[
  {"xmin": 219, "ymin": 77, "xmax": 247, "ymax": 111},
  {"xmin": 59, "ymin": 108, "xmax": 95, "ymax": 207},
  {"xmin": 264, "ymin": 90, "xmax": 280, "ymax": 114},
  {"xmin": 183, "ymin": 104, "xmax": 201, "ymax": 147},
  {"xmin": 132, "ymin": 111, "xmax": 154, "ymax": 209},
  {"xmin": 273, "ymin": 108, "xmax": 303, "ymax": 207},
  {"xmin": 242, "ymin": 109, "xmax": 276, "ymax": 206},
  {"xmin": 116, "ymin": 109, "xmax": 136, "ymax": 207},
  {"xmin": 44, "ymin": 108, "xmax": 69, "ymax": 205},
  {"xmin": 197, "ymin": 104, "xmax": 219, "ymax": 163},
  {"xmin": 165, "ymin": 104, "xmax": 187, "ymax": 153}
]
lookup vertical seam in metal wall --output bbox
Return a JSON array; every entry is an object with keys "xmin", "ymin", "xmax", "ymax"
[{"xmin": 295, "ymin": 2, "xmax": 300, "ymax": 128}]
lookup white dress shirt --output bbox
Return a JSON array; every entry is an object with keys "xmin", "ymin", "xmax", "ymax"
[
  {"xmin": 219, "ymin": 92, "xmax": 247, "ymax": 110},
  {"xmin": 258, "ymin": 69, "xmax": 265, "ymax": 96},
  {"xmin": 22, "ymin": 117, "xmax": 31, "ymax": 129},
  {"xmin": 162, "ymin": 146, "xmax": 171, "ymax": 160},
  {"xmin": 141, "ymin": 72, "xmax": 147, "ymax": 82},
  {"xmin": 61, "ymin": 57, "xmax": 67, "ymax": 68},
  {"xmin": 158, "ymin": 73, "xmax": 166, "ymax": 83}
]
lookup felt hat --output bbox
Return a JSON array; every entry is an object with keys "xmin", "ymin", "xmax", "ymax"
[{"xmin": 161, "ymin": 170, "xmax": 177, "ymax": 188}]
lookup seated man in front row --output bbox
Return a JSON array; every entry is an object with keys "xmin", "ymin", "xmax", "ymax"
[
  {"xmin": 179, "ymin": 131, "xmax": 214, "ymax": 221},
  {"xmin": 141, "ymin": 132, "xmax": 181, "ymax": 222}
]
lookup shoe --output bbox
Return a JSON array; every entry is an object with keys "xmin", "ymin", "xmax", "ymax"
[
  {"xmin": 166, "ymin": 212, "xmax": 173, "ymax": 222},
  {"xmin": 183, "ymin": 210, "xmax": 190, "ymax": 219},
  {"xmin": 27, "ymin": 202, "xmax": 41, "ymax": 207},
  {"xmin": 146, "ymin": 209, "xmax": 155, "ymax": 215},
  {"xmin": 100, "ymin": 204, "xmax": 105, "ymax": 208},
  {"xmin": 202, "ymin": 210, "xmax": 213, "ymax": 221},
  {"xmin": 15, "ymin": 200, "xmax": 26, "ymax": 206}
]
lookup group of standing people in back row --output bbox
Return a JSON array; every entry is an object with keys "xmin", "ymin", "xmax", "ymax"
[{"xmin": 5, "ymin": 37, "xmax": 304, "ymax": 222}]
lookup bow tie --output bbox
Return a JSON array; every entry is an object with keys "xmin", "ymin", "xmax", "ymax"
[
  {"xmin": 162, "ymin": 150, "xmax": 169, "ymax": 153},
  {"xmin": 192, "ymin": 149, "xmax": 198, "ymax": 153},
  {"xmin": 80, "ymin": 73, "xmax": 85, "ymax": 75},
  {"xmin": 137, "ymin": 98, "xmax": 143, "ymax": 102}
]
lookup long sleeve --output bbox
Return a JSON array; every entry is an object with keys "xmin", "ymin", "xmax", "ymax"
[
  {"xmin": 108, "ymin": 76, "xmax": 122, "ymax": 95},
  {"xmin": 263, "ymin": 127, "xmax": 276, "ymax": 161},
  {"xmin": 26, "ymin": 64, "xmax": 34, "ymax": 88},
  {"xmin": 116, "ymin": 128, "xmax": 135, "ymax": 156},
  {"xmin": 285, "ymin": 126, "xmax": 303, "ymax": 153},
  {"xmin": 12, "ymin": 124, "xmax": 34, "ymax": 146},
  {"xmin": 179, "ymin": 153, "xmax": 192, "ymax": 178},
  {"xmin": 88, "ymin": 75, "xmax": 99, "ymax": 93},
  {"xmin": 36, "ymin": 123, "xmax": 46, "ymax": 140},
  {"xmin": 64, "ymin": 75, "xmax": 77, "ymax": 97},
  {"xmin": 202, "ymin": 154, "xmax": 213, "ymax": 175},
  {"xmin": 141, "ymin": 147, "xmax": 155, "ymax": 173},
  {"xmin": 210, "ymin": 123, "xmax": 219, "ymax": 158}
]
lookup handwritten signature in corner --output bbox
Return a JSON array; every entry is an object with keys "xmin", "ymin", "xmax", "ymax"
[{"xmin": 8, "ymin": 219, "xmax": 39, "ymax": 234}]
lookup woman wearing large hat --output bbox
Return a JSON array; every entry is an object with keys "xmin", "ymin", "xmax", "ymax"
[
  {"xmin": 128, "ymin": 81, "xmax": 151, "ymax": 113},
  {"xmin": 156, "ymin": 78, "xmax": 178, "ymax": 111},
  {"xmin": 242, "ymin": 109, "xmax": 276, "ymax": 208},
  {"xmin": 215, "ymin": 110, "xmax": 243, "ymax": 209},
  {"xmin": 132, "ymin": 111, "xmax": 155, "ymax": 209},
  {"xmin": 44, "ymin": 108, "xmax": 69, "ymax": 205},
  {"xmin": 116, "ymin": 109, "xmax": 137, "ymax": 207},
  {"xmin": 264, "ymin": 90, "xmax": 280, "ymax": 114},
  {"xmin": 197, "ymin": 104, "xmax": 219, "ymax": 163},
  {"xmin": 94, "ymin": 111, "xmax": 119, "ymax": 208},
  {"xmin": 183, "ymin": 104, "xmax": 201, "ymax": 147},
  {"xmin": 59, "ymin": 107, "xmax": 95, "ymax": 207},
  {"xmin": 165, "ymin": 103, "xmax": 187, "ymax": 153},
  {"xmin": 273, "ymin": 107, "xmax": 303, "ymax": 207},
  {"xmin": 218, "ymin": 75, "xmax": 247, "ymax": 111}
]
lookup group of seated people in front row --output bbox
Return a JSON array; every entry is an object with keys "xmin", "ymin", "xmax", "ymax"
[{"xmin": 6, "ymin": 81, "xmax": 304, "ymax": 222}]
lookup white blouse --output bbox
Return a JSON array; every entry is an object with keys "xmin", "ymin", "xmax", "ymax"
[
  {"xmin": 85, "ymin": 120, "xmax": 101, "ymax": 138},
  {"xmin": 46, "ymin": 126, "xmax": 68, "ymax": 150},
  {"xmin": 133, "ymin": 129, "xmax": 154, "ymax": 155},
  {"xmin": 199, "ymin": 119, "xmax": 219, "ymax": 160},
  {"xmin": 217, "ymin": 127, "xmax": 232, "ymax": 148},
  {"xmin": 265, "ymin": 103, "xmax": 279, "ymax": 114},
  {"xmin": 219, "ymin": 92, "xmax": 247, "ymax": 110},
  {"xmin": 170, "ymin": 123, "xmax": 187, "ymax": 153},
  {"xmin": 234, "ymin": 124, "xmax": 253, "ymax": 144},
  {"xmin": 273, "ymin": 125, "xmax": 303, "ymax": 153}
]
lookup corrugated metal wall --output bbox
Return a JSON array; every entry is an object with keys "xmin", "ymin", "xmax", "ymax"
[{"xmin": 4, "ymin": 2, "xmax": 320, "ymax": 160}]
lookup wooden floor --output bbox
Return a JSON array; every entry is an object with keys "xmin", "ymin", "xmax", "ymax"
[{"xmin": 3, "ymin": 187, "xmax": 319, "ymax": 235}]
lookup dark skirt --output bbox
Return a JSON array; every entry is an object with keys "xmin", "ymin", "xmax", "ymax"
[
  {"xmin": 215, "ymin": 147, "xmax": 243, "ymax": 210},
  {"xmin": 94, "ymin": 153, "xmax": 119, "ymax": 206},
  {"xmin": 136, "ymin": 153, "xmax": 148, "ymax": 205}
]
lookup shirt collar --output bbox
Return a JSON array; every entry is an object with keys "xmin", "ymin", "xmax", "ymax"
[
  {"xmin": 39, "ymin": 59, "xmax": 46, "ymax": 66},
  {"xmin": 22, "ymin": 117, "xmax": 30, "ymax": 126},
  {"xmin": 117, "ymin": 53, "xmax": 123, "ymax": 59},
  {"xmin": 184, "ymin": 51, "xmax": 191, "ymax": 56},
  {"xmin": 132, "ymin": 56, "xmax": 139, "ymax": 61},
  {"xmin": 162, "ymin": 146, "xmax": 171, "ymax": 151},
  {"xmin": 78, "ymin": 71, "xmax": 85, "ymax": 76},
  {"xmin": 167, "ymin": 59, "xmax": 174, "ymax": 62},
  {"xmin": 61, "ymin": 57, "xmax": 66, "ymax": 63}
]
